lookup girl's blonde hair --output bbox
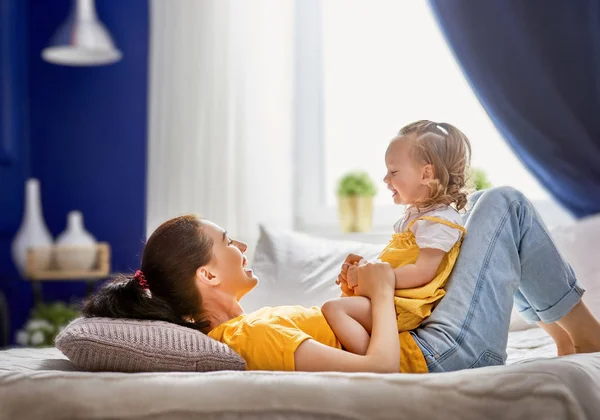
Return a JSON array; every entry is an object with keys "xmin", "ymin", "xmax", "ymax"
[{"xmin": 397, "ymin": 120, "xmax": 472, "ymax": 211}]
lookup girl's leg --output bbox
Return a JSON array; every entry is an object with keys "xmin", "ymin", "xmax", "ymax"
[
  {"xmin": 322, "ymin": 297, "xmax": 372, "ymax": 355},
  {"xmin": 411, "ymin": 186, "xmax": 596, "ymax": 372}
]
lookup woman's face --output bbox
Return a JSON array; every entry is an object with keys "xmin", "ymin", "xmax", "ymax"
[{"xmin": 200, "ymin": 220, "xmax": 258, "ymax": 300}]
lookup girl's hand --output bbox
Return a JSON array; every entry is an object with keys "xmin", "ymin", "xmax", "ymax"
[
  {"xmin": 353, "ymin": 261, "xmax": 395, "ymax": 301},
  {"xmin": 336, "ymin": 254, "xmax": 363, "ymax": 296},
  {"xmin": 338, "ymin": 277, "xmax": 354, "ymax": 297},
  {"xmin": 347, "ymin": 264, "xmax": 359, "ymax": 290}
]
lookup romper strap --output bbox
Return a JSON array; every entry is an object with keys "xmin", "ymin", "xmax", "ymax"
[{"xmin": 406, "ymin": 216, "xmax": 466, "ymax": 236}]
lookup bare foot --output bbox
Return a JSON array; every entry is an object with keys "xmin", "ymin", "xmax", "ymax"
[
  {"xmin": 556, "ymin": 343, "xmax": 575, "ymax": 356},
  {"xmin": 536, "ymin": 321, "xmax": 575, "ymax": 356},
  {"xmin": 556, "ymin": 301, "xmax": 600, "ymax": 355},
  {"xmin": 573, "ymin": 338, "xmax": 600, "ymax": 354}
]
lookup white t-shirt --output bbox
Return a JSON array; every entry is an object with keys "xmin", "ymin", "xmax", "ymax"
[{"xmin": 393, "ymin": 205, "xmax": 464, "ymax": 252}]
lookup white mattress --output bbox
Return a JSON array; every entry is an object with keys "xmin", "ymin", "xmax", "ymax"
[{"xmin": 1, "ymin": 329, "xmax": 599, "ymax": 420}]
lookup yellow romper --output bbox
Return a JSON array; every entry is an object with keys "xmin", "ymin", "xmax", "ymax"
[{"xmin": 378, "ymin": 215, "xmax": 466, "ymax": 332}]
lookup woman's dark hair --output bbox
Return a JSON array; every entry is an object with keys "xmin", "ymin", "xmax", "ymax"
[{"xmin": 82, "ymin": 214, "xmax": 214, "ymax": 332}]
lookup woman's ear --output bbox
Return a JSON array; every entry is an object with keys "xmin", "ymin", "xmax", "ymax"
[
  {"xmin": 421, "ymin": 164, "xmax": 435, "ymax": 184},
  {"xmin": 196, "ymin": 266, "xmax": 220, "ymax": 286}
]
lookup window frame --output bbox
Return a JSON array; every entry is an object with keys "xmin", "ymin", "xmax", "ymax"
[{"xmin": 292, "ymin": 0, "xmax": 573, "ymax": 235}]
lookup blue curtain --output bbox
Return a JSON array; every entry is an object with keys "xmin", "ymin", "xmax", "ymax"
[{"xmin": 429, "ymin": 0, "xmax": 600, "ymax": 218}]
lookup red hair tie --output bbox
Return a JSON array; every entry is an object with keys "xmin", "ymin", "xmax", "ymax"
[{"xmin": 133, "ymin": 270, "xmax": 149, "ymax": 290}]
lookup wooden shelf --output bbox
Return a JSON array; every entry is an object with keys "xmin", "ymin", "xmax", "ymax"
[
  {"xmin": 25, "ymin": 270, "xmax": 110, "ymax": 281},
  {"xmin": 25, "ymin": 242, "xmax": 111, "ymax": 281}
]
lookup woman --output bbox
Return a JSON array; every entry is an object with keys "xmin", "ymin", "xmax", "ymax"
[{"xmin": 83, "ymin": 187, "xmax": 600, "ymax": 372}]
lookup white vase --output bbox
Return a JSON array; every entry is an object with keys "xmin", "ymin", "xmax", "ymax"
[
  {"xmin": 11, "ymin": 178, "xmax": 54, "ymax": 275},
  {"xmin": 55, "ymin": 210, "xmax": 97, "ymax": 271}
]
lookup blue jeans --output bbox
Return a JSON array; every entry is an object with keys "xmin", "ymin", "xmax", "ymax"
[{"xmin": 411, "ymin": 186, "xmax": 585, "ymax": 372}]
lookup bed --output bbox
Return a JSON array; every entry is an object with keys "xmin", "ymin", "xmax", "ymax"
[
  {"xmin": 1, "ymin": 330, "xmax": 600, "ymax": 419},
  {"xmin": 1, "ymin": 219, "xmax": 600, "ymax": 420}
]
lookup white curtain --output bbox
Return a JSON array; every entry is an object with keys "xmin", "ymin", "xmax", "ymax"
[{"xmin": 147, "ymin": 0, "xmax": 294, "ymax": 251}]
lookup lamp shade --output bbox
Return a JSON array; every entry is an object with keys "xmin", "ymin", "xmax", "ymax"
[{"xmin": 42, "ymin": 0, "xmax": 122, "ymax": 66}]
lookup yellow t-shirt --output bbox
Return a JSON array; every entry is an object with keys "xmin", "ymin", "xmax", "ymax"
[{"xmin": 208, "ymin": 305, "xmax": 428, "ymax": 373}]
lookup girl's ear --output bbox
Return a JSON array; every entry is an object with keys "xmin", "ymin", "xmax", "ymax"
[{"xmin": 421, "ymin": 164, "xmax": 435, "ymax": 184}]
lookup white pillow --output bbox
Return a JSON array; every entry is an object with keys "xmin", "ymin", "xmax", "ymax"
[{"xmin": 243, "ymin": 225, "xmax": 384, "ymax": 312}]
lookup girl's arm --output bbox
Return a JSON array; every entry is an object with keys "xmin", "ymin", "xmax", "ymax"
[
  {"xmin": 295, "ymin": 263, "xmax": 399, "ymax": 373},
  {"xmin": 394, "ymin": 248, "xmax": 445, "ymax": 289}
]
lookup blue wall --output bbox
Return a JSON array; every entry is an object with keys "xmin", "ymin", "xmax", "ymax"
[
  {"xmin": 0, "ymin": 0, "xmax": 31, "ymax": 347},
  {"xmin": 0, "ymin": 0, "xmax": 149, "ymax": 346}
]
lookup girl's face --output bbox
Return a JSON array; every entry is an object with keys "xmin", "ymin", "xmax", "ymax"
[{"xmin": 382, "ymin": 136, "xmax": 432, "ymax": 206}]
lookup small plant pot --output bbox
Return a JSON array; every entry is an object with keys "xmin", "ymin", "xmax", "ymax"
[{"xmin": 338, "ymin": 196, "xmax": 373, "ymax": 233}]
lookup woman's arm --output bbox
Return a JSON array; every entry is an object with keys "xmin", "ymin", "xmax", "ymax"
[
  {"xmin": 393, "ymin": 248, "xmax": 445, "ymax": 289},
  {"xmin": 295, "ymin": 263, "xmax": 399, "ymax": 373}
]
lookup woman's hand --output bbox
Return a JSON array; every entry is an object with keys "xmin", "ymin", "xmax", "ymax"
[{"xmin": 353, "ymin": 261, "xmax": 395, "ymax": 301}]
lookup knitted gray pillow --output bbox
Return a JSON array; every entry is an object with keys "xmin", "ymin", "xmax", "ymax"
[{"xmin": 55, "ymin": 317, "xmax": 246, "ymax": 372}]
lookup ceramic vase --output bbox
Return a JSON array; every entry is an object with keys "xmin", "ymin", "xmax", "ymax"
[
  {"xmin": 55, "ymin": 210, "xmax": 97, "ymax": 271},
  {"xmin": 11, "ymin": 179, "xmax": 54, "ymax": 275}
]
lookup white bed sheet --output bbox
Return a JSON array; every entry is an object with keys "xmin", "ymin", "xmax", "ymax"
[
  {"xmin": 506, "ymin": 326, "xmax": 557, "ymax": 364},
  {"xmin": 1, "ymin": 328, "xmax": 600, "ymax": 420}
]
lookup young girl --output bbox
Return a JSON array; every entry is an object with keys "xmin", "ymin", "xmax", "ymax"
[{"xmin": 323, "ymin": 120, "xmax": 471, "ymax": 355}]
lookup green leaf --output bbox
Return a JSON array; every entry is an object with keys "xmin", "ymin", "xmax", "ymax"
[
  {"xmin": 467, "ymin": 167, "xmax": 493, "ymax": 191},
  {"xmin": 337, "ymin": 171, "xmax": 377, "ymax": 197}
]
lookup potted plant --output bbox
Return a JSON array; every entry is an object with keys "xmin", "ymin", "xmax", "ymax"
[
  {"xmin": 15, "ymin": 301, "xmax": 80, "ymax": 347},
  {"xmin": 467, "ymin": 167, "xmax": 493, "ymax": 191},
  {"xmin": 337, "ymin": 171, "xmax": 377, "ymax": 232}
]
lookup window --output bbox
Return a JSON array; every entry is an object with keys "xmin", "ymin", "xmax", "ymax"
[{"xmin": 294, "ymin": 0, "xmax": 573, "ymax": 233}]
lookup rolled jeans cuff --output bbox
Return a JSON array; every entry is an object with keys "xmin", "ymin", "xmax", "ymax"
[{"xmin": 518, "ymin": 284, "xmax": 585, "ymax": 324}]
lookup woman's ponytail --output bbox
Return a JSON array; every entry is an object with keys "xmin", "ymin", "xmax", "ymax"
[{"xmin": 82, "ymin": 274, "xmax": 210, "ymax": 332}]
